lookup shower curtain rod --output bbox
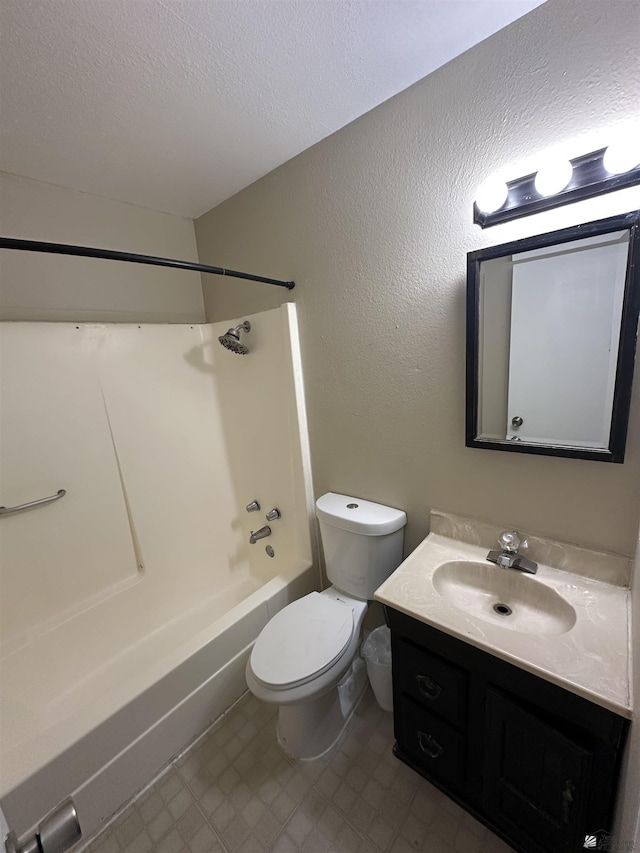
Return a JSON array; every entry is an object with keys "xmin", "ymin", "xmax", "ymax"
[{"xmin": 0, "ymin": 237, "xmax": 296, "ymax": 289}]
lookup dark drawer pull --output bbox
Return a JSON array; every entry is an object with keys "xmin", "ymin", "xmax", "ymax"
[
  {"xmin": 561, "ymin": 779, "xmax": 576, "ymax": 824},
  {"xmin": 416, "ymin": 674, "xmax": 442, "ymax": 701},
  {"xmin": 418, "ymin": 731, "xmax": 444, "ymax": 759}
]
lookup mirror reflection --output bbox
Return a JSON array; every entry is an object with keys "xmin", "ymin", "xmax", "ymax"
[{"xmin": 466, "ymin": 212, "xmax": 640, "ymax": 462}]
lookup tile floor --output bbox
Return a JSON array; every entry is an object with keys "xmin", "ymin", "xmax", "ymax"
[{"xmin": 84, "ymin": 688, "xmax": 515, "ymax": 853}]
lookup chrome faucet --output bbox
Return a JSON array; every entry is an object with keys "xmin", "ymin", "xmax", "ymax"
[
  {"xmin": 249, "ymin": 525, "xmax": 271, "ymax": 544},
  {"xmin": 487, "ymin": 531, "xmax": 538, "ymax": 574}
]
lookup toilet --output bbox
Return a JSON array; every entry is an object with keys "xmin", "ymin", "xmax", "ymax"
[{"xmin": 246, "ymin": 492, "xmax": 406, "ymax": 759}]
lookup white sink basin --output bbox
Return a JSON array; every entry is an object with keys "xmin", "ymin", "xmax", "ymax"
[
  {"xmin": 374, "ymin": 528, "xmax": 631, "ymax": 716},
  {"xmin": 432, "ymin": 560, "xmax": 577, "ymax": 636}
]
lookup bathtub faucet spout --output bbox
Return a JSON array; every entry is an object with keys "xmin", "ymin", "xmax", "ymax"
[{"xmin": 249, "ymin": 525, "xmax": 271, "ymax": 544}]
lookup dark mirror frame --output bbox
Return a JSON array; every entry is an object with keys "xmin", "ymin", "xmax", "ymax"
[{"xmin": 466, "ymin": 210, "xmax": 640, "ymax": 463}]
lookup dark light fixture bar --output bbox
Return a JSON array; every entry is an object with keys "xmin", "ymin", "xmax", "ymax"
[
  {"xmin": 0, "ymin": 237, "xmax": 296, "ymax": 289},
  {"xmin": 474, "ymin": 147, "xmax": 640, "ymax": 228}
]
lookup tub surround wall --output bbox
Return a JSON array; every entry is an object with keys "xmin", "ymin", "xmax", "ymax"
[
  {"xmin": 0, "ymin": 305, "xmax": 316, "ymax": 842},
  {"xmin": 1, "ymin": 322, "xmax": 241, "ymax": 653},
  {"xmin": 195, "ymin": 0, "xmax": 640, "ymax": 560},
  {"xmin": 0, "ymin": 172, "xmax": 204, "ymax": 323}
]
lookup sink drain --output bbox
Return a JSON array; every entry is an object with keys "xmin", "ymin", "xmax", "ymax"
[{"xmin": 493, "ymin": 602, "xmax": 513, "ymax": 616}]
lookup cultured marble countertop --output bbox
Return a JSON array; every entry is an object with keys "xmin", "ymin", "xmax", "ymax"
[{"xmin": 375, "ymin": 533, "xmax": 632, "ymax": 718}]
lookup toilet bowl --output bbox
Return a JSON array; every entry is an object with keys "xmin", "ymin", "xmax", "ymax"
[
  {"xmin": 246, "ymin": 588, "xmax": 369, "ymax": 758},
  {"xmin": 246, "ymin": 493, "xmax": 406, "ymax": 760}
]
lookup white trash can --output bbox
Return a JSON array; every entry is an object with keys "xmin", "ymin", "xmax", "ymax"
[{"xmin": 361, "ymin": 626, "xmax": 393, "ymax": 711}]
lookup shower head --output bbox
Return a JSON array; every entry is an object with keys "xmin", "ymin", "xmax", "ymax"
[{"xmin": 218, "ymin": 320, "xmax": 251, "ymax": 355}]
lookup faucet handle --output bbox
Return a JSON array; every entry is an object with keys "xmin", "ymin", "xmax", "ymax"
[{"xmin": 498, "ymin": 531, "xmax": 525, "ymax": 554}]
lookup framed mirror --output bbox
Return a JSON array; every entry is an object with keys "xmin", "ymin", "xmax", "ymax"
[{"xmin": 466, "ymin": 211, "xmax": 640, "ymax": 462}]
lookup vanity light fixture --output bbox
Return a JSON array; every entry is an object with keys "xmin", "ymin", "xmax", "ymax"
[
  {"xmin": 533, "ymin": 158, "xmax": 573, "ymax": 197},
  {"xmin": 474, "ymin": 143, "xmax": 640, "ymax": 228},
  {"xmin": 475, "ymin": 177, "xmax": 509, "ymax": 214},
  {"xmin": 603, "ymin": 139, "xmax": 640, "ymax": 175}
]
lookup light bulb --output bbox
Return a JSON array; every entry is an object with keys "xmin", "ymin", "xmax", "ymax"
[
  {"xmin": 534, "ymin": 159, "xmax": 573, "ymax": 197},
  {"xmin": 475, "ymin": 177, "xmax": 509, "ymax": 213},
  {"xmin": 603, "ymin": 141, "xmax": 640, "ymax": 175}
]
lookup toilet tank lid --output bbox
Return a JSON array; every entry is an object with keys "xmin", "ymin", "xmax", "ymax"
[{"xmin": 316, "ymin": 493, "xmax": 406, "ymax": 536}]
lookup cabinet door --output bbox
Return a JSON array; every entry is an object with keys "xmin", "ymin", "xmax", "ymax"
[{"xmin": 483, "ymin": 689, "xmax": 592, "ymax": 853}]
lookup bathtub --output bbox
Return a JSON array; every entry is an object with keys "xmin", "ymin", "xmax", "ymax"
[
  {"xmin": 0, "ymin": 563, "xmax": 317, "ymax": 845},
  {"xmin": 0, "ymin": 305, "xmax": 316, "ymax": 844}
]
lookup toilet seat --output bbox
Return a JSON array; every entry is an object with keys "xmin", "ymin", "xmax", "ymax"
[{"xmin": 250, "ymin": 592, "xmax": 354, "ymax": 690}]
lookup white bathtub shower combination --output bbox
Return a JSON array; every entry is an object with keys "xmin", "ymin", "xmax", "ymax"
[{"xmin": 0, "ymin": 304, "xmax": 316, "ymax": 845}]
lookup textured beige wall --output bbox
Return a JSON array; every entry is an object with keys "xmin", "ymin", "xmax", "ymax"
[
  {"xmin": 0, "ymin": 172, "xmax": 204, "ymax": 322},
  {"xmin": 196, "ymin": 0, "xmax": 640, "ymax": 559},
  {"xmin": 613, "ymin": 532, "xmax": 640, "ymax": 849}
]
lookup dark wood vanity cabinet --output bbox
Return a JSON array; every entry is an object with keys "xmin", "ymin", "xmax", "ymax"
[{"xmin": 385, "ymin": 607, "xmax": 629, "ymax": 853}]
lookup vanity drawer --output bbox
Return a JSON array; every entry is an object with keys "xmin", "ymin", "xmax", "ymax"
[
  {"xmin": 397, "ymin": 698, "xmax": 466, "ymax": 791},
  {"xmin": 397, "ymin": 639, "xmax": 467, "ymax": 727}
]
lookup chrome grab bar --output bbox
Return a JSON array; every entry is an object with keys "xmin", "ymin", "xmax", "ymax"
[{"xmin": 0, "ymin": 489, "xmax": 66, "ymax": 516}]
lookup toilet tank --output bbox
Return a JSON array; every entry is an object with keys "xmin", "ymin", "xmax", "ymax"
[{"xmin": 315, "ymin": 493, "xmax": 407, "ymax": 599}]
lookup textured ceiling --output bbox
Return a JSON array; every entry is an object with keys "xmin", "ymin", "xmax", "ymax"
[{"xmin": 0, "ymin": 0, "xmax": 544, "ymax": 218}]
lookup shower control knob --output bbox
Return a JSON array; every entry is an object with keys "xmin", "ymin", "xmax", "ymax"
[
  {"xmin": 265, "ymin": 508, "xmax": 281, "ymax": 521},
  {"xmin": 245, "ymin": 500, "xmax": 261, "ymax": 513}
]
